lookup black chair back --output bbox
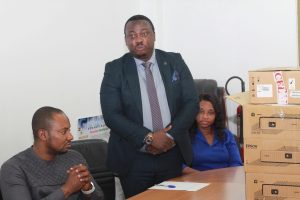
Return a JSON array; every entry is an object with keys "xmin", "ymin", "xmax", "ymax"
[{"xmin": 71, "ymin": 139, "xmax": 115, "ymax": 200}]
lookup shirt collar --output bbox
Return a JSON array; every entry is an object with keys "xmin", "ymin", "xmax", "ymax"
[
  {"xmin": 196, "ymin": 128, "xmax": 217, "ymax": 142},
  {"xmin": 134, "ymin": 50, "xmax": 156, "ymax": 67}
]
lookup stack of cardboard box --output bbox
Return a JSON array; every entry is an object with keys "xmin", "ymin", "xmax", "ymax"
[{"xmin": 229, "ymin": 68, "xmax": 300, "ymax": 200}]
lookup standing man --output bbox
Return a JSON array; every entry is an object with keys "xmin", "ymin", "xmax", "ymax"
[
  {"xmin": 100, "ymin": 14, "xmax": 198, "ymax": 198},
  {"xmin": 0, "ymin": 106, "xmax": 104, "ymax": 200}
]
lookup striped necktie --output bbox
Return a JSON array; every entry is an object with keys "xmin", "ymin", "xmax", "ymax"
[{"xmin": 143, "ymin": 62, "xmax": 163, "ymax": 131}]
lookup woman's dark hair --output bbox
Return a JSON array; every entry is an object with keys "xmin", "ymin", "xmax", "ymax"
[{"xmin": 190, "ymin": 93, "xmax": 226, "ymax": 141}]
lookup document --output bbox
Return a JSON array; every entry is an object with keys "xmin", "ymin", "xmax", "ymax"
[{"xmin": 149, "ymin": 181, "xmax": 209, "ymax": 191}]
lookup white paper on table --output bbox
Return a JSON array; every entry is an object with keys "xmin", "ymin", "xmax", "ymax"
[{"xmin": 149, "ymin": 181, "xmax": 210, "ymax": 191}]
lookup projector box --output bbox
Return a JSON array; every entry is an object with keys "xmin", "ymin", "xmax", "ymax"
[
  {"xmin": 227, "ymin": 92, "xmax": 300, "ymax": 140},
  {"xmin": 244, "ymin": 138, "xmax": 300, "ymax": 174},
  {"xmin": 246, "ymin": 172, "xmax": 300, "ymax": 200},
  {"xmin": 249, "ymin": 67, "xmax": 300, "ymax": 104}
]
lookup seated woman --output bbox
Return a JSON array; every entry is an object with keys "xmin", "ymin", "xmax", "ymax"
[{"xmin": 183, "ymin": 94, "xmax": 242, "ymax": 174}]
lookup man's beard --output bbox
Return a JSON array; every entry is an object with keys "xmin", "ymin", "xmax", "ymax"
[{"xmin": 46, "ymin": 142, "xmax": 69, "ymax": 156}]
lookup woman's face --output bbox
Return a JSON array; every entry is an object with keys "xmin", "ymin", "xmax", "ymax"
[{"xmin": 196, "ymin": 100, "xmax": 216, "ymax": 129}]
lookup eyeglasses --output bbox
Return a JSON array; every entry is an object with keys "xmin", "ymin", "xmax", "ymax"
[{"xmin": 126, "ymin": 31, "xmax": 151, "ymax": 40}]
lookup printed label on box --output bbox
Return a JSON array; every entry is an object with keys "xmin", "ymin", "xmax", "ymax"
[
  {"xmin": 290, "ymin": 91, "xmax": 300, "ymax": 98},
  {"xmin": 288, "ymin": 78, "xmax": 296, "ymax": 90},
  {"xmin": 256, "ymin": 84, "xmax": 273, "ymax": 98},
  {"xmin": 273, "ymin": 71, "xmax": 288, "ymax": 105}
]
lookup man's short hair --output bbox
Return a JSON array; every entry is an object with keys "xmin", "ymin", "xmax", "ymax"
[
  {"xmin": 32, "ymin": 106, "xmax": 64, "ymax": 140},
  {"xmin": 124, "ymin": 14, "xmax": 155, "ymax": 34}
]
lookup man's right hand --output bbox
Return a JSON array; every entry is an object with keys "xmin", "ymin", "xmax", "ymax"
[
  {"xmin": 150, "ymin": 125, "xmax": 175, "ymax": 153},
  {"xmin": 61, "ymin": 164, "xmax": 90, "ymax": 198},
  {"xmin": 146, "ymin": 145, "xmax": 163, "ymax": 155}
]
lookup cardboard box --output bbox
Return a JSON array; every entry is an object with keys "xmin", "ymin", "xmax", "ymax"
[
  {"xmin": 249, "ymin": 67, "xmax": 300, "ymax": 104},
  {"xmin": 243, "ymin": 103, "xmax": 300, "ymax": 140},
  {"xmin": 244, "ymin": 138, "xmax": 300, "ymax": 174},
  {"xmin": 227, "ymin": 92, "xmax": 300, "ymax": 140},
  {"xmin": 246, "ymin": 172, "xmax": 300, "ymax": 200},
  {"xmin": 243, "ymin": 104, "xmax": 300, "ymax": 140}
]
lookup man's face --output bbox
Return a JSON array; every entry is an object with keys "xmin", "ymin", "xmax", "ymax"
[
  {"xmin": 45, "ymin": 113, "xmax": 73, "ymax": 155},
  {"xmin": 125, "ymin": 20, "xmax": 155, "ymax": 61}
]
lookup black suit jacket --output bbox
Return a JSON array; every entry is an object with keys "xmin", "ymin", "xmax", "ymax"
[{"xmin": 100, "ymin": 49, "xmax": 198, "ymax": 176}]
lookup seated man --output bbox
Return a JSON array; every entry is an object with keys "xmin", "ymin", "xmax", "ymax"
[{"xmin": 0, "ymin": 106, "xmax": 104, "ymax": 200}]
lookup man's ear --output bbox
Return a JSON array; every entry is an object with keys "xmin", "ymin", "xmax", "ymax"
[
  {"xmin": 125, "ymin": 36, "xmax": 129, "ymax": 47},
  {"xmin": 37, "ymin": 129, "xmax": 48, "ymax": 141}
]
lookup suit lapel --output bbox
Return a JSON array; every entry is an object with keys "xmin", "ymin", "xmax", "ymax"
[
  {"xmin": 123, "ymin": 55, "xmax": 143, "ymax": 116},
  {"xmin": 156, "ymin": 50, "xmax": 174, "ymax": 115}
]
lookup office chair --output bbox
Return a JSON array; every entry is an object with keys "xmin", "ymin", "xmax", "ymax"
[
  {"xmin": 0, "ymin": 187, "xmax": 2, "ymax": 200},
  {"xmin": 71, "ymin": 139, "xmax": 115, "ymax": 200}
]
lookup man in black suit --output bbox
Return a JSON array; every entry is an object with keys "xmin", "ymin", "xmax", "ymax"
[{"xmin": 100, "ymin": 14, "xmax": 198, "ymax": 198}]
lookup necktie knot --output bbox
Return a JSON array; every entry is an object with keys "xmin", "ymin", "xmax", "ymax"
[{"xmin": 143, "ymin": 62, "xmax": 152, "ymax": 70}]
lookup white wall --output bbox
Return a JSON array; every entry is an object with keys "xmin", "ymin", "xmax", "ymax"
[
  {"xmin": 0, "ymin": 0, "xmax": 298, "ymax": 165},
  {"xmin": 160, "ymin": 0, "xmax": 298, "ymax": 91},
  {"xmin": 0, "ymin": 0, "xmax": 141, "ymax": 165}
]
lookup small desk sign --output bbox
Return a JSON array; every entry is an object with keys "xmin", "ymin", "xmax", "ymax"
[{"xmin": 77, "ymin": 115, "xmax": 110, "ymax": 141}]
